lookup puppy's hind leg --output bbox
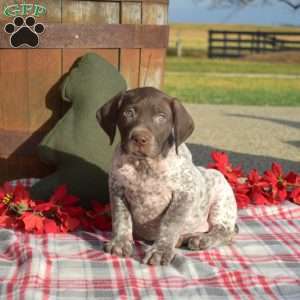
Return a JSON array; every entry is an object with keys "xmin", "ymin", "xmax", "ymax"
[
  {"xmin": 187, "ymin": 183, "xmax": 238, "ymax": 250},
  {"xmin": 186, "ymin": 224, "xmax": 237, "ymax": 250},
  {"xmin": 185, "ymin": 169, "xmax": 238, "ymax": 251}
]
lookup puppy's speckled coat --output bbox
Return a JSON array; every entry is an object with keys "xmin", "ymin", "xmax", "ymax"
[{"xmin": 97, "ymin": 87, "xmax": 237, "ymax": 265}]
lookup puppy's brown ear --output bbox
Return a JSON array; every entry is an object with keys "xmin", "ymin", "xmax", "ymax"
[
  {"xmin": 96, "ymin": 91, "xmax": 125, "ymax": 145},
  {"xmin": 171, "ymin": 98, "xmax": 194, "ymax": 153}
]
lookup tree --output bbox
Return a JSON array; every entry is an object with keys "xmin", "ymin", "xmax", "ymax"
[
  {"xmin": 277, "ymin": 0, "xmax": 300, "ymax": 9},
  {"xmin": 194, "ymin": 0, "xmax": 300, "ymax": 10}
]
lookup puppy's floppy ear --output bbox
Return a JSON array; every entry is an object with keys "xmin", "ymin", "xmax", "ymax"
[
  {"xmin": 96, "ymin": 91, "xmax": 125, "ymax": 145},
  {"xmin": 170, "ymin": 98, "xmax": 194, "ymax": 154}
]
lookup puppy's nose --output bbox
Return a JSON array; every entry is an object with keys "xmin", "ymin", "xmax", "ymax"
[{"xmin": 131, "ymin": 130, "xmax": 150, "ymax": 146}]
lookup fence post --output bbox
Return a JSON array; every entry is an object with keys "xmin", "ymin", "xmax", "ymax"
[
  {"xmin": 257, "ymin": 31, "xmax": 261, "ymax": 53},
  {"xmin": 262, "ymin": 32, "xmax": 267, "ymax": 53},
  {"xmin": 238, "ymin": 32, "xmax": 241, "ymax": 57},
  {"xmin": 251, "ymin": 33, "xmax": 255, "ymax": 53},
  {"xmin": 175, "ymin": 31, "xmax": 182, "ymax": 57},
  {"xmin": 224, "ymin": 31, "xmax": 227, "ymax": 57},
  {"xmin": 208, "ymin": 30, "xmax": 213, "ymax": 58}
]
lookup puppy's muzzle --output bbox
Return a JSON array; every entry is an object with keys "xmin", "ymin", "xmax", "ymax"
[
  {"xmin": 131, "ymin": 128, "xmax": 152, "ymax": 147},
  {"xmin": 127, "ymin": 128, "xmax": 156, "ymax": 157}
]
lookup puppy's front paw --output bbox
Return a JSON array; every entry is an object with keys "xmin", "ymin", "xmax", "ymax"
[
  {"xmin": 187, "ymin": 234, "xmax": 211, "ymax": 250},
  {"xmin": 104, "ymin": 237, "xmax": 133, "ymax": 257},
  {"xmin": 143, "ymin": 244, "xmax": 175, "ymax": 265}
]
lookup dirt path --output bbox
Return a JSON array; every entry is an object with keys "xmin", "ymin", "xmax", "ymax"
[{"xmin": 186, "ymin": 104, "xmax": 300, "ymax": 173}]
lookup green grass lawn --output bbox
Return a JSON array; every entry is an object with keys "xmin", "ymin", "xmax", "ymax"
[
  {"xmin": 164, "ymin": 57, "xmax": 300, "ymax": 106},
  {"xmin": 166, "ymin": 57, "xmax": 300, "ymax": 75}
]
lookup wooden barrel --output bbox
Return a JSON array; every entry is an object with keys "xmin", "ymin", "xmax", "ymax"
[{"xmin": 0, "ymin": 0, "xmax": 169, "ymax": 183}]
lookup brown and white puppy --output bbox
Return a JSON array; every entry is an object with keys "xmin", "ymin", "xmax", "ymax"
[{"xmin": 97, "ymin": 87, "xmax": 237, "ymax": 265}]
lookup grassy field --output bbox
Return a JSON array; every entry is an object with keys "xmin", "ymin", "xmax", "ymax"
[
  {"xmin": 166, "ymin": 56, "xmax": 300, "ymax": 75},
  {"xmin": 164, "ymin": 24, "xmax": 300, "ymax": 106}
]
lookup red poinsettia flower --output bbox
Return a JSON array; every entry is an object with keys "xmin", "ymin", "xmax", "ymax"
[
  {"xmin": 263, "ymin": 163, "xmax": 289, "ymax": 204},
  {"xmin": 34, "ymin": 202, "xmax": 57, "ymax": 213},
  {"xmin": 232, "ymin": 182, "xmax": 250, "ymax": 209},
  {"xmin": 48, "ymin": 185, "xmax": 79, "ymax": 207},
  {"xmin": 57, "ymin": 204, "xmax": 84, "ymax": 233},
  {"xmin": 34, "ymin": 185, "xmax": 83, "ymax": 233},
  {"xmin": 84, "ymin": 201, "xmax": 112, "ymax": 231},
  {"xmin": 13, "ymin": 184, "xmax": 37, "ymax": 215},
  {"xmin": 20, "ymin": 212, "xmax": 44, "ymax": 234},
  {"xmin": 208, "ymin": 151, "xmax": 243, "ymax": 184},
  {"xmin": 0, "ymin": 182, "xmax": 15, "ymax": 214},
  {"xmin": 247, "ymin": 169, "xmax": 270, "ymax": 205},
  {"xmin": 59, "ymin": 212, "xmax": 81, "ymax": 233},
  {"xmin": 44, "ymin": 218, "xmax": 61, "ymax": 234},
  {"xmin": 290, "ymin": 188, "xmax": 300, "ymax": 205},
  {"xmin": 235, "ymin": 191, "xmax": 250, "ymax": 209},
  {"xmin": 285, "ymin": 172, "xmax": 298, "ymax": 185},
  {"xmin": 0, "ymin": 215, "xmax": 16, "ymax": 229},
  {"xmin": 248, "ymin": 169, "xmax": 262, "ymax": 185},
  {"xmin": 0, "ymin": 182, "xmax": 14, "ymax": 198}
]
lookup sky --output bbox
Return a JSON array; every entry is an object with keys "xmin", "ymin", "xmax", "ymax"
[{"xmin": 169, "ymin": 0, "xmax": 300, "ymax": 26}]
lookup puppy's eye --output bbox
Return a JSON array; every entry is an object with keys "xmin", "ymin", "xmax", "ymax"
[
  {"xmin": 154, "ymin": 113, "xmax": 167, "ymax": 123},
  {"xmin": 123, "ymin": 108, "xmax": 135, "ymax": 119}
]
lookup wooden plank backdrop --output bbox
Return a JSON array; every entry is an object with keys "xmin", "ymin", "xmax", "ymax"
[
  {"xmin": 140, "ymin": 1, "xmax": 167, "ymax": 87},
  {"xmin": 0, "ymin": 0, "xmax": 169, "ymax": 183},
  {"xmin": 0, "ymin": 0, "xmax": 62, "ymax": 181},
  {"xmin": 120, "ymin": 1, "xmax": 142, "ymax": 89}
]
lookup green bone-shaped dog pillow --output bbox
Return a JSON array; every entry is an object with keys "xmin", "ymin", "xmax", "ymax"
[{"xmin": 30, "ymin": 53, "xmax": 127, "ymax": 202}]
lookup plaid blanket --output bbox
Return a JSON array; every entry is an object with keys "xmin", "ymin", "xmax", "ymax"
[{"xmin": 0, "ymin": 179, "xmax": 299, "ymax": 299}]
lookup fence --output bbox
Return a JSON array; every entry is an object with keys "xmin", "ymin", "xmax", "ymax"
[{"xmin": 208, "ymin": 30, "xmax": 300, "ymax": 58}]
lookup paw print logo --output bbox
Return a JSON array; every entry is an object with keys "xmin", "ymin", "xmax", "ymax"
[{"xmin": 4, "ymin": 16, "xmax": 45, "ymax": 48}]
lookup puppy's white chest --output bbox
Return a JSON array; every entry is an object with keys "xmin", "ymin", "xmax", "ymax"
[{"xmin": 115, "ymin": 161, "xmax": 172, "ymax": 223}]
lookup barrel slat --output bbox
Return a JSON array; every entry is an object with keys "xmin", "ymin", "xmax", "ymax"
[
  {"xmin": 140, "ymin": 2, "xmax": 168, "ymax": 88},
  {"xmin": 62, "ymin": 0, "xmax": 120, "ymax": 75},
  {"xmin": 121, "ymin": 2, "xmax": 141, "ymax": 24},
  {"xmin": 63, "ymin": 49, "xmax": 119, "ymax": 73},
  {"xmin": 140, "ymin": 48, "xmax": 166, "ymax": 88},
  {"xmin": 120, "ymin": 1, "xmax": 141, "ymax": 89},
  {"xmin": 0, "ymin": 50, "xmax": 29, "ymax": 131},
  {"xmin": 0, "ymin": 156, "xmax": 54, "ymax": 183},
  {"xmin": 0, "ymin": 0, "xmax": 62, "ymax": 181},
  {"xmin": 142, "ymin": 2, "xmax": 168, "ymax": 25},
  {"xmin": 28, "ymin": 49, "xmax": 62, "ymax": 132},
  {"xmin": 62, "ymin": 0, "xmax": 120, "ymax": 24},
  {"xmin": 37, "ymin": 0, "xmax": 62, "ymax": 23},
  {"xmin": 28, "ymin": 0, "xmax": 63, "ymax": 132}
]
